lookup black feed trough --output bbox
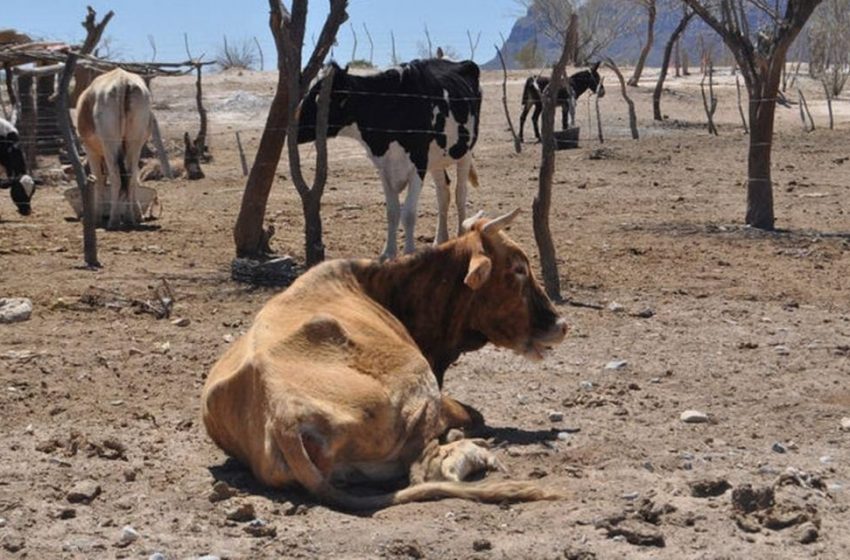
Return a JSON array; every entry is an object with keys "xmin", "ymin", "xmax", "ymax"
[{"xmin": 554, "ymin": 127, "xmax": 580, "ymax": 150}]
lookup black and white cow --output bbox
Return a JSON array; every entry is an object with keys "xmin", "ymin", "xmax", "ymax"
[
  {"xmin": 0, "ymin": 118, "xmax": 35, "ymax": 217},
  {"xmin": 519, "ymin": 63, "xmax": 605, "ymax": 143},
  {"xmin": 298, "ymin": 59, "xmax": 482, "ymax": 260}
]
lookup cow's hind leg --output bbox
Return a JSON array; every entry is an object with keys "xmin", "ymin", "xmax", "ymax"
[
  {"xmin": 380, "ymin": 177, "xmax": 401, "ymax": 261},
  {"xmin": 454, "ymin": 156, "xmax": 471, "ymax": 238},
  {"xmin": 401, "ymin": 173, "xmax": 423, "ymax": 255},
  {"xmin": 519, "ymin": 103, "xmax": 531, "ymax": 143},
  {"xmin": 432, "ymin": 169, "xmax": 450, "ymax": 245},
  {"xmin": 531, "ymin": 105, "xmax": 542, "ymax": 142}
]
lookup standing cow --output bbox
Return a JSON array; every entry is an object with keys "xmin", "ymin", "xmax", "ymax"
[
  {"xmin": 76, "ymin": 68, "xmax": 152, "ymax": 229},
  {"xmin": 0, "ymin": 118, "xmax": 35, "ymax": 218},
  {"xmin": 519, "ymin": 63, "xmax": 606, "ymax": 143},
  {"xmin": 298, "ymin": 59, "xmax": 482, "ymax": 260}
]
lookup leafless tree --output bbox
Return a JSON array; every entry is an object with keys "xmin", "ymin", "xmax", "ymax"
[
  {"xmin": 424, "ymin": 24, "xmax": 433, "ymax": 58},
  {"xmin": 216, "ymin": 36, "xmax": 259, "ymax": 70},
  {"xmin": 495, "ymin": 45, "xmax": 522, "ymax": 153},
  {"xmin": 147, "ymin": 35, "xmax": 157, "ymax": 61},
  {"xmin": 683, "ymin": 0, "xmax": 824, "ymax": 230},
  {"xmin": 653, "ymin": 7, "xmax": 695, "ymax": 119},
  {"xmin": 467, "ymin": 30, "xmax": 482, "ymax": 59},
  {"xmin": 362, "ymin": 23, "xmax": 374, "ymax": 64},
  {"xmin": 233, "ymin": 0, "xmax": 348, "ymax": 259},
  {"xmin": 254, "ymin": 36, "xmax": 265, "ymax": 71},
  {"xmin": 390, "ymin": 31, "xmax": 399, "ymax": 65},
  {"xmin": 808, "ymin": 0, "xmax": 850, "ymax": 97},
  {"xmin": 349, "ymin": 22, "xmax": 358, "ymax": 63},
  {"xmin": 628, "ymin": 0, "xmax": 657, "ymax": 86},
  {"xmin": 605, "ymin": 58, "xmax": 640, "ymax": 139}
]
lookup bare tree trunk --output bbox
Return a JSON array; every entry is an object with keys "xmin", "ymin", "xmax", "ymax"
[
  {"xmin": 700, "ymin": 64, "xmax": 718, "ymax": 135},
  {"xmin": 235, "ymin": 131, "xmax": 249, "ymax": 176},
  {"xmin": 363, "ymin": 23, "xmax": 374, "ymax": 65},
  {"xmin": 674, "ymin": 38, "xmax": 681, "ymax": 77},
  {"xmin": 746, "ymin": 97, "xmax": 777, "ymax": 229},
  {"xmin": 605, "ymin": 58, "xmax": 639, "ymax": 140},
  {"xmin": 193, "ymin": 64, "xmax": 209, "ymax": 160},
  {"xmin": 628, "ymin": 1, "xmax": 656, "ymax": 87},
  {"xmin": 254, "ymin": 36, "xmax": 264, "ymax": 71},
  {"xmin": 57, "ymin": 53, "xmax": 99, "ymax": 268},
  {"xmin": 534, "ymin": 14, "xmax": 578, "ymax": 301},
  {"xmin": 653, "ymin": 10, "xmax": 694, "ymax": 120},
  {"xmin": 233, "ymin": 70, "xmax": 290, "ymax": 258},
  {"xmin": 822, "ymin": 79, "xmax": 834, "ymax": 130},
  {"xmin": 391, "ymin": 31, "xmax": 398, "ymax": 65},
  {"xmin": 149, "ymin": 114, "xmax": 172, "ymax": 179},
  {"xmin": 797, "ymin": 87, "xmax": 814, "ymax": 132},
  {"xmin": 595, "ymin": 83, "xmax": 604, "ymax": 143},
  {"xmin": 495, "ymin": 45, "xmax": 521, "ymax": 154},
  {"xmin": 735, "ymin": 74, "xmax": 748, "ymax": 133}
]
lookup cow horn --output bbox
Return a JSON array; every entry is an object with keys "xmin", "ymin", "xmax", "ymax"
[
  {"xmin": 482, "ymin": 208, "xmax": 521, "ymax": 235},
  {"xmin": 462, "ymin": 210, "xmax": 485, "ymax": 231}
]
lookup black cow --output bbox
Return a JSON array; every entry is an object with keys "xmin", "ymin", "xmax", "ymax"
[
  {"xmin": 298, "ymin": 59, "xmax": 482, "ymax": 260},
  {"xmin": 519, "ymin": 63, "xmax": 606, "ymax": 143},
  {"xmin": 0, "ymin": 118, "xmax": 34, "ymax": 217}
]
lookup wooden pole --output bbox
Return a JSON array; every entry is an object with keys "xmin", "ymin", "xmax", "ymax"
[
  {"xmin": 57, "ymin": 53, "xmax": 99, "ymax": 268},
  {"xmin": 595, "ymin": 78, "xmax": 604, "ymax": 144},
  {"xmin": 236, "ymin": 131, "xmax": 249, "ymax": 176}
]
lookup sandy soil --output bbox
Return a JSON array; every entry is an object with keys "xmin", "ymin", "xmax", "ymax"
[{"xmin": 1, "ymin": 65, "xmax": 849, "ymax": 559}]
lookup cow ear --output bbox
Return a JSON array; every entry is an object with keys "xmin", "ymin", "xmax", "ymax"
[{"xmin": 464, "ymin": 253, "xmax": 492, "ymax": 290}]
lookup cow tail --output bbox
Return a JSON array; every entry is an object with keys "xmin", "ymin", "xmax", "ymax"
[{"xmin": 468, "ymin": 161, "xmax": 479, "ymax": 189}]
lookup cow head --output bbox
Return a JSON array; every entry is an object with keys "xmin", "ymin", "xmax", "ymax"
[
  {"xmin": 589, "ymin": 62, "xmax": 605, "ymax": 98},
  {"xmin": 459, "ymin": 209, "xmax": 568, "ymax": 360},
  {"xmin": 0, "ymin": 174, "xmax": 35, "ymax": 216},
  {"xmin": 297, "ymin": 63, "xmax": 355, "ymax": 144}
]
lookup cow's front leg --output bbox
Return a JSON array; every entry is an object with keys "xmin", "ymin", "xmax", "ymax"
[
  {"xmin": 432, "ymin": 169, "xmax": 450, "ymax": 245},
  {"xmin": 401, "ymin": 172, "xmax": 423, "ymax": 255},
  {"xmin": 531, "ymin": 105, "xmax": 542, "ymax": 142},
  {"xmin": 380, "ymin": 178, "xmax": 401, "ymax": 261}
]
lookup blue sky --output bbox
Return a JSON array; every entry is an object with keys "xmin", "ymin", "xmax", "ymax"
[{"xmin": 4, "ymin": 1, "xmax": 524, "ymax": 68}]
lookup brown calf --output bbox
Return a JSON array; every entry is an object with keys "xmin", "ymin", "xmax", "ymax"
[{"xmin": 202, "ymin": 209, "xmax": 568, "ymax": 510}]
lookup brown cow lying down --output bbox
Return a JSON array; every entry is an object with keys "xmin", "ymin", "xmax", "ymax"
[{"xmin": 202, "ymin": 209, "xmax": 568, "ymax": 509}]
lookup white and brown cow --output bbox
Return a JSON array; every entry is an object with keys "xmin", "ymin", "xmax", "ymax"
[
  {"xmin": 298, "ymin": 59, "xmax": 482, "ymax": 260},
  {"xmin": 202, "ymin": 209, "xmax": 568, "ymax": 510},
  {"xmin": 76, "ymin": 68, "xmax": 152, "ymax": 229}
]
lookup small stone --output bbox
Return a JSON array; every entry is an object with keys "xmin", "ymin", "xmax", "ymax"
[
  {"xmin": 680, "ymin": 410, "xmax": 709, "ymax": 424},
  {"xmin": 579, "ymin": 381, "xmax": 594, "ymax": 391},
  {"xmin": 797, "ymin": 522, "xmax": 819, "ymax": 544},
  {"xmin": 171, "ymin": 317, "xmax": 190, "ymax": 327},
  {"xmin": 774, "ymin": 345, "xmax": 790, "ymax": 355},
  {"xmin": 472, "ymin": 539, "xmax": 492, "ymax": 551},
  {"xmin": 1, "ymin": 535, "xmax": 25, "ymax": 553},
  {"xmin": 622, "ymin": 491, "xmax": 639, "ymax": 501},
  {"xmin": 731, "ymin": 484, "xmax": 774, "ymax": 514},
  {"xmin": 244, "ymin": 519, "xmax": 276, "ymax": 538},
  {"xmin": 57, "ymin": 508, "xmax": 77, "ymax": 519},
  {"xmin": 0, "ymin": 517, "xmax": 5, "ymax": 527},
  {"xmin": 110, "ymin": 400, "xmax": 124, "ymax": 406},
  {"xmin": 634, "ymin": 308, "xmax": 655, "ymax": 319},
  {"xmin": 840, "ymin": 417, "xmax": 850, "ymax": 432},
  {"xmin": 604, "ymin": 360, "xmax": 628, "ymax": 370},
  {"xmin": 149, "ymin": 553, "xmax": 167, "ymax": 560},
  {"xmin": 0, "ymin": 297, "xmax": 33, "ymax": 323},
  {"xmin": 649, "ymin": 377, "xmax": 661, "ymax": 384},
  {"xmin": 819, "ymin": 455, "xmax": 832, "ymax": 465},
  {"xmin": 157, "ymin": 341, "xmax": 171, "ymax": 354},
  {"xmin": 197, "ymin": 556, "xmax": 221, "ymax": 560},
  {"xmin": 557, "ymin": 432, "xmax": 571, "ymax": 441},
  {"xmin": 66, "ymin": 480, "xmax": 102, "ymax": 504},
  {"xmin": 771, "ymin": 442, "xmax": 787, "ymax": 454},
  {"xmin": 118, "ymin": 526, "xmax": 140, "ymax": 547},
  {"xmin": 209, "ymin": 481, "xmax": 237, "ymax": 503},
  {"xmin": 222, "ymin": 334, "xmax": 234, "ymax": 343},
  {"xmin": 607, "ymin": 301, "xmax": 625, "ymax": 313},
  {"xmin": 226, "ymin": 502, "xmax": 256, "ymax": 522},
  {"xmin": 548, "ymin": 411, "xmax": 564, "ymax": 422}
]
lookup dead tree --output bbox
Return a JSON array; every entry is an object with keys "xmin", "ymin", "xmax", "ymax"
[
  {"xmin": 495, "ymin": 45, "xmax": 521, "ymax": 153},
  {"xmin": 349, "ymin": 22, "xmax": 358, "ymax": 62},
  {"xmin": 232, "ymin": 0, "xmax": 348, "ymax": 259},
  {"xmin": 700, "ymin": 62, "xmax": 718, "ymax": 135},
  {"xmin": 797, "ymin": 87, "xmax": 814, "ymax": 131},
  {"xmin": 628, "ymin": 0, "xmax": 657, "ymax": 86},
  {"xmin": 653, "ymin": 8, "xmax": 694, "ymax": 120},
  {"xmin": 424, "ymin": 25, "xmax": 433, "ymax": 58},
  {"xmin": 467, "ymin": 30, "xmax": 481, "ymax": 59},
  {"xmin": 605, "ymin": 58, "xmax": 639, "ymax": 140},
  {"xmin": 254, "ymin": 36, "xmax": 264, "ymax": 70},
  {"xmin": 183, "ymin": 131, "xmax": 205, "ymax": 179},
  {"xmin": 821, "ymin": 78, "xmax": 834, "ymax": 130},
  {"xmin": 390, "ymin": 31, "xmax": 398, "ymax": 65},
  {"xmin": 595, "ymin": 80, "xmax": 604, "ymax": 143},
  {"xmin": 534, "ymin": 13, "xmax": 578, "ymax": 301},
  {"xmin": 684, "ymin": 0, "xmax": 823, "ymax": 230}
]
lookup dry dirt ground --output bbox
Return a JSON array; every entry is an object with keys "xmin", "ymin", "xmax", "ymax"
[{"xmin": 1, "ymin": 66, "xmax": 849, "ymax": 559}]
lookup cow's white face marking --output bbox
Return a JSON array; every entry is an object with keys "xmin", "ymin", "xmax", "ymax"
[{"xmin": 20, "ymin": 175, "xmax": 34, "ymax": 198}]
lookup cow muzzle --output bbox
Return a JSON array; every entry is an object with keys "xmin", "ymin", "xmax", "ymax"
[{"xmin": 524, "ymin": 318, "xmax": 568, "ymax": 361}]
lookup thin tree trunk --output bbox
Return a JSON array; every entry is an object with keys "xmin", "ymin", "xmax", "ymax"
[
  {"xmin": 606, "ymin": 58, "xmax": 639, "ymax": 139},
  {"xmin": 735, "ymin": 74, "xmax": 748, "ymax": 133},
  {"xmin": 57, "ymin": 53, "xmax": 99, "ymax": 268},
  {"xmin": 700, "ymin": 66, "xmax": 718, "ymax": 135},
  {"xmin": 595, "ymin": 83, "xmax": 604, "ymax": 143},
  {"xmin": 495, "ymin": 45, "xmax": 521, "ymax": 153},
  {"xmin": 674, "ymin": 38, "xmax": 681, "ymax": 77},
  {"xmin": 628, "ymin": 1, "xmax": 656, "ymax": 87},
  {"xmin": 797, "ymin": 87, "xmax": 814, "ymax": 132},
  {"xmin": 149, "ymin": 115, "xmax": 172, "ymax": 179},
  {"xmin": 233, "ymin": 71, "xmax": 290, "ymax": 257},
  {"xmin": 236, "ymin": 131, "xmax": 249, "ymax": 176},
  {"xmin": 193, "ymin": 64, "xmax": 208, "ymax": 160},
  {"xmin": 653, "ymin": 10, "xmax": 693, "ymax": 121},
  {"xmin": 822, "ymin": 79, "xmax": 834, "ymax": 130}
]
